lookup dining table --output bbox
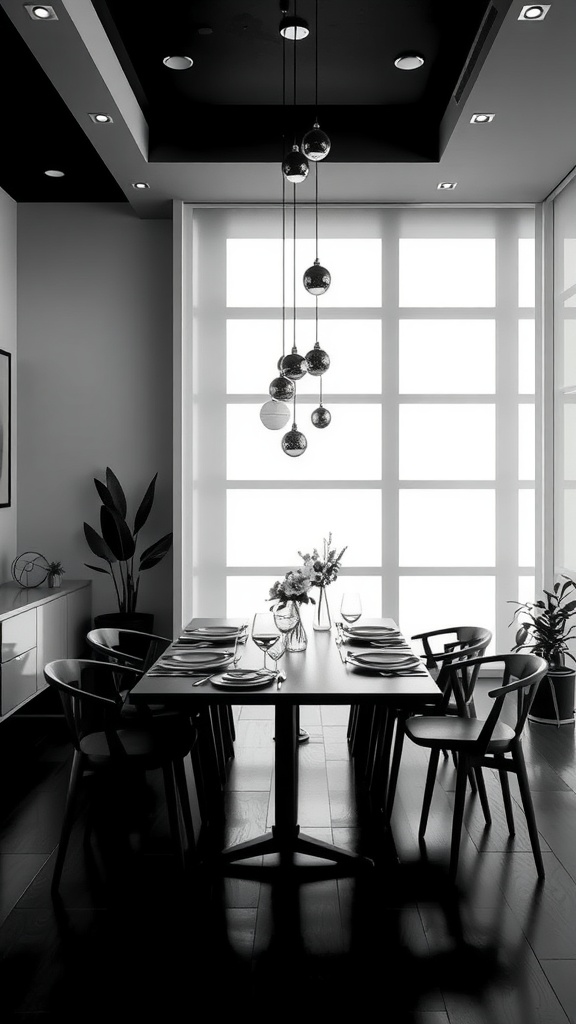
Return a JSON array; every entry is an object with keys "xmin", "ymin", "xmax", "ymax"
[{"xmin": 127, "ymin": 616, "xmax": 442, "ymax": 875}]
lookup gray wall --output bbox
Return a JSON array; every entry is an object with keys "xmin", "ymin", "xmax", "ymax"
[
  {"xmin": 17, "ymin": 203, "xmax": 174, "ymax": 636},
  {"xmin": 0, "ymin": 187, "xmax": 17, "ymax": 580}
]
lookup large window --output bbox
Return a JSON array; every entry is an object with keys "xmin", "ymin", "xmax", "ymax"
[{"xmin": 182, "ymin": 206, "xmax": 538, "ymax": 651}]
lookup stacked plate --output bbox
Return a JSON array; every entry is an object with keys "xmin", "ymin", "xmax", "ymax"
[
  {"xmin": 346, "ymin": 650, "xmax": 422, "ymax": 673},
  {"xmin": 157, "ymin": 649, "xmax": 234, "ymax": 671},
  {"xmin": 342, "ymin": 624, "xmax": 402, "ymax": 641},
  {"xmin": 211, "ymin": 668, "xmax": 276, "ymax": 690},
  {"xmin": 179, "ymin": 624, "xmax": 246, "ymax": 644}
]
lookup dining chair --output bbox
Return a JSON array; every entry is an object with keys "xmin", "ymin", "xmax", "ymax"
[
  {"xmin": 44, "ymin": 659, "xmax": 197, "ymax": 893},
  {"xmin": 400, "ymin": 652, "xmax": 548, "ymax": 879},
  {"xmin": 87, "ymin": 626, "xmax": 236, "ymax": 820}
]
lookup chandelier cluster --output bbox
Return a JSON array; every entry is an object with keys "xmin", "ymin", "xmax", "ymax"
[{"xmin": 260, "ymin": 0, "xmax": 332, "ymax": 457}]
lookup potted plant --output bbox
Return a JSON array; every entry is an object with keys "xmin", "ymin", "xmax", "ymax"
[
  {"xmin": 84, "ymin": 467, "xmax": 173, "ymax": 633},
  {"xmin": 46, "ymin": 560, "xmax": 65, "ymax": 588},
  {"xmin": 508, "ymin": 575, "xmax": 576, "ymax": 726}
]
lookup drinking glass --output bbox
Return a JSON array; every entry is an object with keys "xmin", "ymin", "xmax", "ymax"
[
  {"xmin": 267, "ymin": 634, "xmax": 287, "ymax": 667},
  {"xmin": 340, "ymin": 592, "xmax": 362, "ymax": 625},
  {"xmin": 251, "ymin": 612, "xmax": 281, "ymax": 671}
]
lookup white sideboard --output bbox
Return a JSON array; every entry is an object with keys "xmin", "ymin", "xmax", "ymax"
[{"xmin": 0, "ymin": 580, "xmax": 92, "ymax": 720}]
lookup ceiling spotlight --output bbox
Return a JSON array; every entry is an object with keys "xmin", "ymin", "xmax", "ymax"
[
  {"xmin": 518, "ymin": 5, "xmax": 550, "ymax": 18},
  {"xmin": 394, "ymin": 53, "xmax": 425, "ymax": 70},
  {"xmin": 279, "ymin": 15, "xmax": 309, "ymax": 40},
  {"xmin": 88, "ymin": 113, "xmax": 113, "ymax": 124},
  {"xmin": 44, "ymin": 169, "xmax": 64, "ymax": 177},
  {"xmin": 132, "ymin": 182, "xmax": 150, "ymax": 189},
  {"xmin": 437, "ymin": 181, "xmax": 457, "ymax": 190},
  {"xmin": 470, "ymin": 113, "xmax": 495, "ymax": 123},
  {"xmin": 25, "ymin": 5, "xmax": 58, "ymax": 20},
  {"xmin": 162, "ymin": 56, "xmax": 194, "ymax": 70}
]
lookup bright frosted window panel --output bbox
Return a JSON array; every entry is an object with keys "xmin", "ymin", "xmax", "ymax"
[
  {"xmin": 563, "ymin": 404, "xmax": 576, "ymax": 480},
  {"xmin": 227, "ymin": 404, "xmax": 382, "ymax": 480},
  {"xmin": 399, "ymin": 239, "xmax": 495, "ymax": 307},
  {"xmin": 399, "ymin": 405, "xmax": 495, "ymax": 479},
  {"xmin": 399, "ymin": 576, "xmax": 495, "ymax": 652},
  {"xmin": 563, "ymin": 238, "xmax": 576, "ymax": 294},
  {"xmin": 399, "ymin": 320, "xmax": 495, "ymax": 393},
  {"xmin": 518, "ymin": 576, "xmax": 535, "ymax": 605},
  {"xmin": 562, "ymin": 320, "xmax": 576, "ymax": 389},
  {"xmin": 227, "ymin": 489, "xmax": 382, "ymax": 566},
  {"xmin": 227, "ymin": 319, "xmax": 382, "ymax": 395},
  {"xmin": 399, "ymin": 490, "xmax": 495, "ymax": 566},
  {"xmin": 563, "ymin": 490, "xmax": 576, "ymax": 570},
  {"xmin": 518, "ymin": 238, "xmax": 535, "ymax": 307},
  {"xmin": 226, "ymin": 575, "xmax": 382, "ymax": 619},
  {"xmin": 519, "ymin": 404, "xmax": 535, "ymax": 479},
  {"xmin": 518, "ymin": 320, "xmax": 535, "ymax": 394},
  {"xmin": 227, "ymin": 238, "xmax": 382, "ymax": 308},
  {"xmin": 519, "ymin": 488, "xmax": 535, "ymax": 566}
]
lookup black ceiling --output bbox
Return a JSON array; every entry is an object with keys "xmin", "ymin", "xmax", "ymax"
[{"xmin": 0, "ymin": 0, "xmax": 509, "ymax": 204}]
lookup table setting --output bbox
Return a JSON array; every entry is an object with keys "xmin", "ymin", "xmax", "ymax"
[{"xmin": 335, "ymin": 620, "xmax": 428, "ymax": 677}]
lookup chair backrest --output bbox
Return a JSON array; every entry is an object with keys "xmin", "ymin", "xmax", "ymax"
[
  {"xmin": 444, "ymin": 653, "xmax": 548, "ymax": 751},
  {"xmin": 86, "ymin": 628, "xmax": 171, "ymax": 671},
  {"xmin": 412, "ymin": 626, "xmax": 493, "ymax": 709},
  {"xmin": 44, "ymin": 659, "xmax": 142, "ymax": 752}
]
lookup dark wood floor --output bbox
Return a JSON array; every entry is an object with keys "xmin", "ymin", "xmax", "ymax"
[{"xmin": 1, "ymin": 681, "xmax": 576, "ymax": 1022}]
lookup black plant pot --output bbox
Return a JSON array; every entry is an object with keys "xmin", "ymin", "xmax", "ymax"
[
  {"xmin": 528, "ymin": 666, "xmax": 575, "ymax": 726},
  {"xmin": 94, "ymin": 611, "xmax": 155, "ymax": 634}
]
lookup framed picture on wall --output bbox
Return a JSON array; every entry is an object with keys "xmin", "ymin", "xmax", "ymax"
[{"xmin": 0, "ymin": 349, "xmax": 11, "ymax": 507}]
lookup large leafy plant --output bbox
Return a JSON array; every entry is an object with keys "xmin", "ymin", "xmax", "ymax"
[
  {"xmin": 508, "ymin": 575, "xmax": 576, "ymax": 669},
  {"xmin": 84, "ymin": 468, "xmax": 173, "ymax": 615}
]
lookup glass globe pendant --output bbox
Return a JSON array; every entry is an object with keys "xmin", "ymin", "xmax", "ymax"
[
  {"xmin": 282, "ymin": 144, "xmax": 309, "ymax": 183},
  {"xmin": 303, "ymin": 258, "xmax": 331, "ymax": 295},
  {"xmin": 305, "ymin": 342, "xmax": 330, "ymax": 375},
  {"xmin": 302, "ymin": 122, "xmax": 331, "ymax": 161},
  {"xmin": 282, "ymin": 423, "xmax": 308, "ymax": 456},
  {"xmin": 280, "ymin": 347, "xmax": 308, "ymax": 380},
  {"xmin": 260, "ymin": 399, "xmax": 291, "ymax": 430},
  {"xmin": 311, "ymin": 405, "xmax": 331, "ymax": 428},
  {"xmin": 269, "ymin": 375, "xmax": 295, "ymax": 401}
]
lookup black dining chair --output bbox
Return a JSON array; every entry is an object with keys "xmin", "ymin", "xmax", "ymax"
[
  {"xmin": 400, "ymin": 652, "xmax": 548, "ymax": 879},
  {"xmin": 44, "ymin": 659, "xmax": 197, "ymax": 893}
]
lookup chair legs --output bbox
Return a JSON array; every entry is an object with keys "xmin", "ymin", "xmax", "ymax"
[
  {"xmin": 418, "ymin": 747, "xmax": 441, "ymax": 840},
  {"xmin": 51, "ymin": 750, "xmax": 84, "ymax": 893},
  {"xmin": 449, "ymin": 756, "xmax": 470, "ymax": 879},
  {"xmin": 512, "ymin": 743, "xmax": 545, "ymax": 878}
]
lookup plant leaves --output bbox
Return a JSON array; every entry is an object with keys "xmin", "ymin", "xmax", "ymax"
[
  {"xmin": 134, "ymin": 473, "xmax": 157, "ymax": 534},
  {"xmin": 84, "ymin": 562, "xmax": 111, "ymax": 575},
  {"xmin": 94, "ymin": 478, "xmax": 118, "ymax": 513},
  {"xmin": 139, "ymin": 532, "xmax": 173, "ymax": 570},
  {"xmin": 83, "ymin": 522, "xmax": 117, "ymax": 563},
  {"xmin": 105, "ymin": 468, "xmax": 127, "ymax": 519},
  {"xmin": 100, "ymin": 505, "xmax": 135, "ymax": 561}
]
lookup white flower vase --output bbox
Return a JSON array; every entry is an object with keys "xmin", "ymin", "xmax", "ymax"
[
  {"xmin": 275, "ymin": 601, "xmax": 308, "ymax": 652},
  {"xmin": 313, "ymin": 584, "xmax": 332, "ymax": 631}
]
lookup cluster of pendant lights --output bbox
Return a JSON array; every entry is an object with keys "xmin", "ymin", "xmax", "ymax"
[{"xmin": 260, "ymin": 0, "xmax": 331, "ymax": 457}]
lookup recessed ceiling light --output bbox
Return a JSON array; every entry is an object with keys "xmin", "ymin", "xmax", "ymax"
[
  {"xmin": 437, "ymin": 181, "xmax": 457, "ymax": 190},
  {"xmin": 470, "ymin": 112, "xmax": 495, "ymax": 123},
  {"xmin": 197, "ymin": 26, "xmax": 213, "ymax": 36},
  {"xmin": 44, "ymin": 169, "xmax": 64, "ymax": 177},
  {"xmin": 88, "ymin": 113, "xmax": 113, "ymax": 124},
  {"xmin": 279, "ymin": 15, "xmax": 309, "ymax": 40},
  {"xmin": 24, "ymin": 4, "xmax": 58, "ymax": 20},
  {"xmin": 394, "ymin": 53, "xmax": 425, "ymax": 70},
  {"xmin": 162, "ymin": 55, "xmax": 194, "ymax": 70},
  {"xmin": 518, "ymin": 5, "xmax": 550, "ymax": 19},
  {"xmin": 132, "ymin": 182, "xmax": 150, "ymax": 189}
]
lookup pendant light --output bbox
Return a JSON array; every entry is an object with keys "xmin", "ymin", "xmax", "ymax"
[
  {"xmin": 262, "ymin": 115, "xmax": 292, "ymax": 428},
  {"xmin": 303, "ymin": 0, "xmax": 330, "ymax": 297},
  {"xmin": 281, "ymin": 1, "xmax": 309, "ymax": 185},
  {"xmin": 302, "ymin": 0, "xmax": 331, "ymax": 161},
  {"xmin": 282, "ymin": 390, "xmax": 308, "ymax": 456}
]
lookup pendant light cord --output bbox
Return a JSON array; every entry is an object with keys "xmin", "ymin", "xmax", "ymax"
[
  {"xmin": 315, "ymin": 0, "xmax": 319, "ymax": 121},
  {"xmin": 293, "ymin": 182, "xmax": 297, "ymax": 353},
  {"xmin": 282, "ymin": 23, "xmax": 286, "ymax": 362}
]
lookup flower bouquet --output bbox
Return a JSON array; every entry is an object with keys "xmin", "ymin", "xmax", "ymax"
[{"xmin": 298, "ymin": 533, "xmax": 347, "ymax": 631}]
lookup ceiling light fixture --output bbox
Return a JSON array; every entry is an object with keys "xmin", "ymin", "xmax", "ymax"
[
  {"xmin": 437, "ymin": 181, "xmax": 457, "ymax": 190},
  {"xmin": 132, "ymin": 182, "xmax": 150, "ymax": 189},
  {"xmin": 44, "ymin": 169, "xmax": 64, "ymax": 177},
  {"xmin": 279, "ymin": 14, "xmax": 309, "ymax": 40},
  {"xmin": 470, "ymin": 112, "xmax": 495, "ymax": 123},
  {"xmin": 394, "ymin": 53, "xmax": 425, "ymax": 70},
  {"xmin": 88, "ymin": 113, "xmax": 113, "ymax": 124},
  {"xmin": 25, "ymin": 5, "xmax": 58, "ymax": 20},
  {"xmin": 518, "ymin": 5, "xmax": 550, "ymax": 19},
  {"xmin": 162, "ymin": 56, "xmax": 194, "ymax": 70}
]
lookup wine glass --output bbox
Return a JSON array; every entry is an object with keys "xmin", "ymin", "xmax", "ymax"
[
  {"xmin": 273, "ymin": 603, "xmax": 299, "ymax": 635},
  {"xmin": 251, "ymin": 612, "xmax": 281, "ymax": 671},
  {"xmin": 340, "ymin": 592, "xmax": 362, "ymax": 626},
  {"xmin": 267, "ymin": 633, "xmax": 287, "ymax": 668}
]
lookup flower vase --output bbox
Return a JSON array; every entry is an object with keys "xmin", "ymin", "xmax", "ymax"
[
  {"xmin": 285, "ymin": 603, "xmax": 308, "ymax": 652},
  {"xmin": 313, "ymin": 584, "xmax": 332, "ymax": 631}
]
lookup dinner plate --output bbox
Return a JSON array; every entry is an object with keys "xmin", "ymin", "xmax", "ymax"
[
  {"xmin": 182, "ymin": 625, "xmax": 245, "ymax": 639},
  {"xmin": 347, "ymin": 651, "xmax": 421, "ymax": 670},
  {"xmin": 159, "ymin": 649, "xmax": 233, "ymax": 668},
  {"xmin": 343, "ymin": 625, "xmax": 401, "ymax": 639},
  {"xmin": 211, "ymin": 670, "xmax": 276, "ymax": 690}
]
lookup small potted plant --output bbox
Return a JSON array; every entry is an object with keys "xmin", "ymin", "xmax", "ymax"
[
  {"xmin": 508, "ymin": 575, "xmax": 576, "ymax": 726},
  {"xmin": 46, "ymin": 560, "xmax": 65, "ymax": 588}
]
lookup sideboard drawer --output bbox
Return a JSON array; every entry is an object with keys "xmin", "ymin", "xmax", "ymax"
[
  {"xmin": 1, "ymin": 609, "xmax": 37, "ymax": 662},
  {"xmin": 1, "ymin": 648, "xmax": 37, "ymax": 716}
]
